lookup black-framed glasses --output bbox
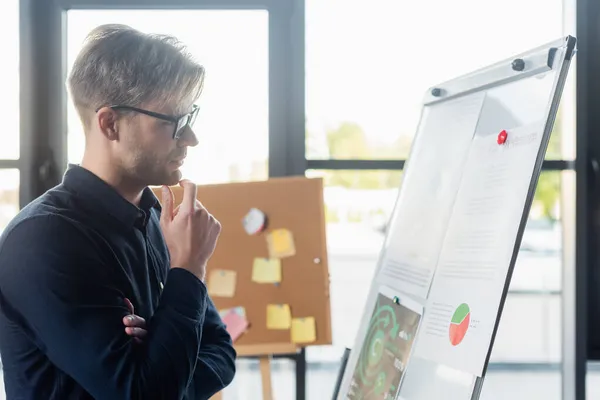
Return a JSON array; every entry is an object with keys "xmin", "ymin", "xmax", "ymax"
[{"xmin": 97, "ymin": 104, "xmax": 200, "ymax": 139}]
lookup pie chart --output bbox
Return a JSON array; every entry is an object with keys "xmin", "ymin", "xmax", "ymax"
[{"xmin": 449, "ymin": 303, "xmax": 470, "ymax": 346}]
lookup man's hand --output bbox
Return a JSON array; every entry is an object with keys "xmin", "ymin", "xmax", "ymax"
[
  {"xmin": 123, "ymin": 298, "xmax": 147, "ymax": 344},
  {"xmin": 160, "ymin": 180, "xmax": 221, "ymax": 281}
]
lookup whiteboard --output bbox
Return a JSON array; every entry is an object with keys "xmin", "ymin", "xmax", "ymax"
[{"xmin": 336, "ymin": 36, "xmax": 576, "ymax": 400}]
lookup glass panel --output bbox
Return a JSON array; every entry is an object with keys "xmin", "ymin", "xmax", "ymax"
[
  {"xmin": 0, "ymin": 169, "xmax": 19, "ymax": 392},
  {"xmin": 222, "ymin": 359, "xmax": 296, "ymax": 399},
  {"xmin": 306, "ymin": 169, "xmax": 401, "ymax": 255},
  {"xmin": 0, "ymin": 169, "xmax": 20, "ymax": 234},
  {"xmin": 0, "ymin": 0, "xmax": 20, "ymax": 160},
  {"xmin": 482, "ymin": 368, "xmax": 560, "ymax": 400},
  {"xmin": 303, "ymin": 169, "xmax": 402, "ymax": 372},
  {"xmin": 305, "ymin": 0, "xmax": 570, "ymax": 160},
  {"xmin": 66, "ymin": 10, "xmax": 268, "ymax": 184},
  {"xmin": 489, "ymin": 294, "xmax": 561, "ymax": 363},
  {"xmin": 588, "ymin": 364, "xmax": 600, "ymax": 399},
  {"xmin": 511, "ymin": 171, "xmax": 563, "ymax": 292}
]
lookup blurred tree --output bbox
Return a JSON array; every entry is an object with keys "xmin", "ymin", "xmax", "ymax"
[
  {"xmin": 546, "ymin": 107, "xmax": 563, "ymax": 159},
  {"xmin": 326, "ymin": 122, "xmax": 371, "ymax": 159},
  {"xmin": 534, "ymin": 172, "xmax": 560, "ymax": 220},
  {"xmin": 533, "ymin": 108, "xmax": 564, "ymax": 220},
  {"xmin": 323, "ymin": 123, "xmax": 402, "ymax": 189}
]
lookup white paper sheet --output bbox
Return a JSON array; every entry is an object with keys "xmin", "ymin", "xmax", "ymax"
[
  {"xmin": 376, "ymin": 92, "xmax": 486, "ymax": 301},
  {"xmin": 413, "ymin": 122, "xmax": 543, "ymax": 376}
]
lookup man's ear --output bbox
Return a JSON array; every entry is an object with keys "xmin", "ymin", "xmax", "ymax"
[{"xmin": 95, "ymin": 107, "xmax": 120, "ymax": 141}]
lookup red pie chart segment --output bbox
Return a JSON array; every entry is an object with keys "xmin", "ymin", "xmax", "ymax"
[{"xmin": 449, "ymin": 303, "xmax": 470, "ymax": 346}]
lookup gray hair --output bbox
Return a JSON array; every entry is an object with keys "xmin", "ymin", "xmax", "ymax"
[{"xmin": 67, "ymin": 24, "xmax": 205, "ymax": 126}]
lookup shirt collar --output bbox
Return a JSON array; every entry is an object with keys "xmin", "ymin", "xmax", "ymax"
[{"xmin": 62, "ymin": 164, "xmax": 160, "ymax": 228}]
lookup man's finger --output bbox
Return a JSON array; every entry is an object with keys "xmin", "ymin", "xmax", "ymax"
[
  {"xmin": 123, "ymin": 315, "xmax": 146, "ymax": 328},
  {"xmin": 160, "ymin": 185, "xmax": 175, "ymax": 225},
  {"xmin": 194, "ymin": 199, "xmax": 207, "ymax": 210},
  {"xmin": 124, "ymin": 298, "xmax": 135, "ymax": 315},
  {"xmin": 125, "ymin": 327, "xmax": 148, "ymax": 338},
  {"xmin": 179, "ymin": 180, "xmax": 197, "ymax": 214}
]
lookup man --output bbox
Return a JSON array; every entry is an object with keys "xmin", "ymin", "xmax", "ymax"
[{"xmin": 0, "ymin": 24, "xmax": 236, "ymax": 399}]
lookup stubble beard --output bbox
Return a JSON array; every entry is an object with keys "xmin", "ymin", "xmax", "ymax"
[
  {"xmin": 141, "ymin": 164, "xmax": 182, "ymax": 187},
  {"xmin": 126, "ymin": 153, "xmax": 181, "ymax": 188}
]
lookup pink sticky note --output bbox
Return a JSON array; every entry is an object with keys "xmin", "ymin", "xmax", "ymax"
[{"xmin": 222, "ymin": 309, "xmax": 249, "ymax": 342}]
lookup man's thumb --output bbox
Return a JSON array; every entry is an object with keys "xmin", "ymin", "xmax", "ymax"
[{"xmin": 160, "ymin": 185, "xmax": 174, "ymax": 225}]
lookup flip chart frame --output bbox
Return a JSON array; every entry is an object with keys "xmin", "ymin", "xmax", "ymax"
[{"xmin": 336, "ymin": 35, "xmax": 577, "ymax": 400}]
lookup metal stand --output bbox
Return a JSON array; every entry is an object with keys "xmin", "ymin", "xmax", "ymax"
[
  {"xmin": 271, "ymin": 347, "xmax": 306, "ymax": 400},
  {"xmin": 295, "ymin": 348, "xmax": 307, "ymax": 400},
  {"xmin": 331, "ymin": 348, "xmax": 351, "ymax": 400}
]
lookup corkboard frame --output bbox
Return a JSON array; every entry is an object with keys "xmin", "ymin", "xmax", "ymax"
[{"xmin": 152, "ymin": 176, "xmax": 332, "ymax": 352}]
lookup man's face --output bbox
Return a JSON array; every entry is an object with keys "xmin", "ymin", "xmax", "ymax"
[{"xmin": 115, "ymin": 103, "xmax": 199, "ymax": 187}]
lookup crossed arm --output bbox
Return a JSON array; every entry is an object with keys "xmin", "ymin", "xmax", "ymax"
[
  {"xmin": 124, "ymin": 296, "xmax": 236, "ymax": 399},
  {"xmin": 0, "ymin": 215, "xmax": 235, "ymax": 399}
]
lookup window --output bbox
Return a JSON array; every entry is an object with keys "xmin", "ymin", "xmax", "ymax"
[
  {"xmin": 305, "ymin": 0, "xmax": 573, "ymax": 398},
  {"xmin": 0, "ymin": 170, "xmax": 20, "ymax": 233},
  {"xmin": 0, "ymin": 0, "xmax": 19, "ymax": 161},
  {"xmin": 0, "ymin": 0, "xmax": 21, "ymax": 236},
  {"xmin": 305, "ymin": 0, "xmax": 569, "ymax": 161},
  {"xmin": 23, "ymin": 0, "xmax": 577, "ymax": 398}
]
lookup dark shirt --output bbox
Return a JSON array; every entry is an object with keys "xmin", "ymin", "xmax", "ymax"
[{"xmin": 0, "ymin": 165, "xmax": 236, "ymax": 399}]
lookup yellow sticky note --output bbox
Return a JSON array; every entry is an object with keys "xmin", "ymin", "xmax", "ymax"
[
  {"xmin": 267, "ymin": 229, "xmax": 296, "ymax": 258},
  {"xmin": 252, "ymin": 258, "xmax": 282, "ymax": 283},
  {"xmin": 291, "ymin": 317, "xmax": 317, "ymax": 343},
  {"xmin": 207, "ymin": 269, "xmax": 237, "ymax": 297},
  {"xmin": 266, "ymin": 304, "xmax": 292, "ymax": 329}
]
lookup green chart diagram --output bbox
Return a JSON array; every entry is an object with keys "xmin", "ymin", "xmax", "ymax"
[
  {"xmin": 449, "ymin": 303, "xmax": 470, "ymax": 346},
  {"xmin": 347, "ymin": 293, "xmax": 421, "ymax": 400}
]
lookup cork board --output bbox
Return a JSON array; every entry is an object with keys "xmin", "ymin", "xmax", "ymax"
[{"xmin": 153, "ymin": 176, "xmax": 332, "ymax": 350}]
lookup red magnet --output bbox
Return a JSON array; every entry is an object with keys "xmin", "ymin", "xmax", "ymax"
[{"xmin": 497, "ymin": 130, "xmax": 508, "ymax": 145}]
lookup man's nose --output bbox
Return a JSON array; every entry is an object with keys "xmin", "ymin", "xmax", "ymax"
[{"xmin": 177, "ymin": 126, "xmax": 199, "ymax": 147}]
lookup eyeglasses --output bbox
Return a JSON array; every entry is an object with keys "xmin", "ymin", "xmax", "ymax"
[{"xmin": 98, "ymin": 104, "xmax": 200, "ymax": 140}]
